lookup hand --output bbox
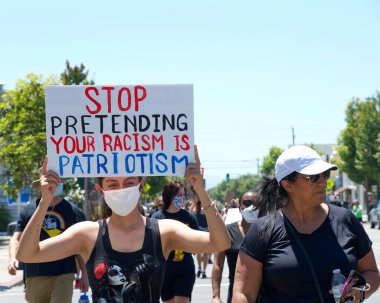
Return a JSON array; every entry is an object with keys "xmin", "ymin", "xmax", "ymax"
[
  {"xmin": 7, "ymin": 258, "xmax": 19, "ymax": 275},
  {"xmin": 211, "ymin": 296, "xmax": 223, "ymax": 303},
  {"xmin": 344, "ymin": 289, "xmax": 362, "ymax": 303},
  {"xmin": 80, "ymin": 274, "xmax": 90, "ymax": 292},
  {"xmin": 185, "ymin": 145, "xmax": 203, "ymax": 188},
  {"xmin": 39, "ymin": 156, "xmax": 61, "ymax": 204}
]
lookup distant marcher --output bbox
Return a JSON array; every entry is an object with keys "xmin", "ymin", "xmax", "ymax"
[
  {"xmin": 192, "ymin": 198, "xmax": 210, "ymax": 279},
  {"xmin": 152, "ymin": 180, "xmax": 199, "ymax": 303},
  {"xmin": 8, "ymin": 179, "xmax": 88, "ymax": 303},
  {"xmin": 211, "ymin": 190, "xmax": 258, "ymax": 303},
  {"xmin": 352, "ymin": 200, "xmax": 363, "ymax": 223},
  {"xmin": 233, "ymin": 145, "xmax": 380, "ymax": 302}
]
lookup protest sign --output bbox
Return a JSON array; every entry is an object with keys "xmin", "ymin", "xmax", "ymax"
[{"xmin": 45, "ymin": 85, "xmax": 194, "ymax": 177}]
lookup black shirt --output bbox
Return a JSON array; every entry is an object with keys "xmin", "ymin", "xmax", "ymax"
[
  {"xmin": 15, "ymin": 198, "xmax": 85, "ymax": 277},
  {"xmin": 240, "ymin": 204, "xmax": 372, "ymax": 303},
  {"xmin": 86, "ymin": 218, "xmax": 166, "ymax": 303},
  {"xmin": 225, "ymin": 221, "xmax": 244, "ymax": 303},
  {"xmin": 152, "ymin": 209, "xmax": 199, "ymax": 275}
]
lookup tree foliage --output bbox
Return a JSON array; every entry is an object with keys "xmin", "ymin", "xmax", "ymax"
[
  {"xmin": 337, "ymin": 95, "xmax": 380, "ymax": 185},
  {"xmin": 60, "ymin": 60, "xmax": 95, "ymax": 85},
  {"xmin": 208, "ymin": 174, "xmax": 260, "ymax": 203},
  {"xmin": 0, "ymin": 74, "xmax": 58, "ymax": 198},
  {"xmin": 260, "ymin": 146, "xmax": 284, "ymax": 176}
]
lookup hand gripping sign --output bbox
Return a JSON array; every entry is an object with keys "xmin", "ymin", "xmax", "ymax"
[{"xmin": 45, "ymin": 85, "xmax": 194, "ymax": 177}]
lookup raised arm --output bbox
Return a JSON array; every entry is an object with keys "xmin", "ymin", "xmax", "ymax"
[
  {"xmin": 211, "ymin": 251, "xmax": 226, "ymax": 303},
  {"xmin": 16, "ymin": 157, "xmax": 93, "ymax": 263},
  {"xmin": 163, "ymin": 146, "xmax": 230, "ymax": 255}
]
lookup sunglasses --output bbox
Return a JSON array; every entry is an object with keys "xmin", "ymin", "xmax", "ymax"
[
  {"xmin": 301, "ymin": 170, "xmax": 331, "ymax": 184},
  {"xmin": 242, "ymin": 200, "xmax": 254, "ymax": 207}
]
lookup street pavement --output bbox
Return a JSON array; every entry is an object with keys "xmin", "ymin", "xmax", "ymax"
[{"xmin": 0, "ymin": 222, "xmax": 379, "ymax": 302}]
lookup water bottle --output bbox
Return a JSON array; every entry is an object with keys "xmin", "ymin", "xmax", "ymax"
[
  {"xmin": 78, "ymin": 292, "xmax": 89, "ymax": 303},
  {"xmin": 331, "ymin": 269, "xmax": 346, "ymax": 303}
]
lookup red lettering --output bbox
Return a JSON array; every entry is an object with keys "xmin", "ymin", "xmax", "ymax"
[
  {"xmin": 114, "ymin": 135, "xmax": 123, "ymax": 151},
  {"xmin": 141, "ymin": 135, "xmax": 151, "ymax": 151},
  {"xmin": 181, "ymin": 135, "xmax": 190, "ymax": 150},
  {"xmin": 50, "ymin": 136, "xmax": 63, "ymax": 154},
  {"xmin": 102, "ymin": 86, "xmax": 115, "ymax": 113},
  {"xmin": 85, "ymin": 87, "xmax": 101, "ymax": 114},
  {"xmin": 174, "ymin": 135, "xmax": 180, "ymax": 151},
  {"xmin": 133, "ymin": 133, "xmax": 140, "ymax": 151},
  {"xmin": 117, "ymin": 87, "xmax": 132, "ymax": 111},
  {"xmin": 102, "ymin": 134, "xmax": 113, "ymax": 152},
  {"xmin": 87, "ymin": 136, "xmax": 95, "ymax": 152},
  {"xmin": 123, "ymin": 134, "xmax": 132, "ymax": 151},
  {"xmin": 134, "ymin": 86, "xmax": 147, "ymax": 111},
  {"xmin": 63, "ymin": 136, "xmax": 76, "ymax": 154},
  {"xmin": 152, "ymin": 135, "xmax": 164, "ymax": 151}
]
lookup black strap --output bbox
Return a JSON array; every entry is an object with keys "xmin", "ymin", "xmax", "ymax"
[{"xmin": 282, "ymin": 212, "xmax": 326, "ymax": 303}]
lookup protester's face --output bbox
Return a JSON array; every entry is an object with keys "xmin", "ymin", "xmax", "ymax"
[
  {"xmin": 101, "ymin": 177, "xmax": 140, "ymax": 191},
  {"xmin": 240, "ymin": 192, "xmax": 258, "ymax": 210}
]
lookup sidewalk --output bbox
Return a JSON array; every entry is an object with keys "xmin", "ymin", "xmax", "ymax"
[{"xmin": 0, "ymin": 238, "xmax": 23, "ymax": 290}]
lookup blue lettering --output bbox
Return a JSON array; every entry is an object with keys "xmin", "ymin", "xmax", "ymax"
[
  {"xmin": 149, "ymin": 153, "xmax": 153, "ymax": 174},
  {"xmin": 156, "ymin": 153, "xmax": 168, "ymax": 173},
  {"xmin": 59, "ymin": 156, "xmax": 70, "ymax": 175},
  {"xmin": 82, "ymin": 154, "xmax": 94, "ymax": 173},
  {"xmin": 171, "ymin": 155, "xmax": 188, "ymax": 174},
  {"xmin": 97, "ymin": 154, "xmax": 108, "ymax": 174},
  {"xmin": 72, "ymin": 156, "xmax": 85, "ymax": 174},
  {"xmin": 136, "ymin": 154, "xmax": 147, "ymax": 173},
  {"xmin": 112, "ymin": 152, "xmax": 118, "ymax": 174},
  {"xmin": 125, "ymin": 154, "xmax": 135, "ymax": 173}
]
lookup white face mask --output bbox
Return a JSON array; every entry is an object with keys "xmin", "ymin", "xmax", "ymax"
[
  {"xmin": 54, "ymin": 183, "xmax": 64, "ymax": 197},
  {"xmin": 103, "ymin": 183, "xmax": 141, "ymax": 216},
  {"xmin": 241, "ymin": 205, "xmax": 258, "ymax": 223}
]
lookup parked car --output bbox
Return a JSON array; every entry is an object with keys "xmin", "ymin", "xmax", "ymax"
[{"xmin": 368, "ymin": 201, "xmax": 380, "ymax": 229}]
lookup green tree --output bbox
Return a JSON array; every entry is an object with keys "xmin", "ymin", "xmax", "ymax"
[
  {"xmin": 337, "ymin": 94, "xmax": 380, "ymax": 206},
  {"xmin": 60, "ymin": 60, "xmax": 95, "ymax": 85},
  {"xmin": 260, "ymin": 146, "xmax": 284, "ymax": 176},
  {"xmin": 208, "ymin": 174, "xmax": 260, "ymax": 203},
  {"xmin": 0, "ymin": 74, "xmax": 58, "ymax": 198}
]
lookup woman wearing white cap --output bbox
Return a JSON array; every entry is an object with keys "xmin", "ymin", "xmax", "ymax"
[{"xmin": 232, "ymin": 145, "xmax": 380, "ymax": 303}]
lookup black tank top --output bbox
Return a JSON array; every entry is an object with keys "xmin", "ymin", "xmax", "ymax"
[{"xmin": 86, "ymin": 217, "xmax": 166, "ymax": 303}]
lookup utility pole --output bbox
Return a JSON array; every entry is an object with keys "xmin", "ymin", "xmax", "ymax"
[{"xmin": 291, "ymin": 126, "xmax": 296, "ymax": 145}]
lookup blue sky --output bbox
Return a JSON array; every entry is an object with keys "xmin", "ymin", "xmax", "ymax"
[{"xmin": 1, "ymin": 0, "xmax": 380, "ymax": 189}]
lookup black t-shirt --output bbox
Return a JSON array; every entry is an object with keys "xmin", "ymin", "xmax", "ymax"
[
  {"xmin": 195, "ymin": 212, "xmax": 208, "ymax": 231},
  {"xmin": 152, "ymin": 209, "xmax": 199, "ymax": 275},
  {"xmin": 86, "ymin": 218, "xmax": 166, "ymax": 303},
  {"xmin": 15, "ymin": 198, "xmax": 85, "ymax": 277},
  {"xmin": 240, "ymin": 204, "xmax": 372, "ymax": 303},
  {"xmin": 225, "ymin": 221, "xmax": 244, "ymax": 303}
]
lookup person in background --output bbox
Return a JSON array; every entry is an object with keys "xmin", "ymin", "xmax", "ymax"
[
  {"xmin": 211, "ymin": 189, "xmax": 258, "ymax": 303},
  {"xmin": 148, "ymin": 195, "xmax": 163, "ymax": 217},
  {"xmin": 352, "ymin": 200, "xmax": 363, "ymax": 223},
  {"xmin": 152, "ymin": 180, "xmax": 199, "ymax": 303},
  {"xmin": 8, "ymin": 177, "xmax": 88, "ymax": 303},
  {"xmin": 192, "ymin": 197, "xmax": 210, "ymax": 279},
  {"xmin": 233, "ymin": 145, "xmax": 380, "ymax": 302},
  {"xmin": 16, "ymin": 147, "xmax": 230, "ymax": 303}
]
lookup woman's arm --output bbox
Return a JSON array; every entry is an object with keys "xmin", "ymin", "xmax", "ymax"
[
  {"xmin": 232, "ymin": 251, "xmax": 263, "ymax": 303},
  {"xmin": 211, "ymin": 251, "xmax": 226, "ymax": 303},
  {"xmin": 357, "ymin": 249, "xmax": 380, "ymax": 299},
  {"xmin": 16, "ymin": 158, "xmax": 94, "ymax": 263}
]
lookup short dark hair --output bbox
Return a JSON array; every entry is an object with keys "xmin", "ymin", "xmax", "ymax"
[{"xmin": 162, "ymin": 180, "xmax": 184, "ymax": 211}]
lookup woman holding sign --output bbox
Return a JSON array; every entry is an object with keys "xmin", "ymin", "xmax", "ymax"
[{"xmin": 17, "ymin": 146, "xmax": 230, "ymax": 303}]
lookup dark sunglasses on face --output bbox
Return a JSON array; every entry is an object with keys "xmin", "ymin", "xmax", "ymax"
[
  {"xmin": 242, "ymin": 200, "xmax": 254, "ymax": 207},
  {"xmin": 302, "ymin": 170, "xmax": 331, "ymax": 184}
]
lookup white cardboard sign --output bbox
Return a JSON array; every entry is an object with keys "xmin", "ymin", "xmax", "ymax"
[{"xmin": 45, "ymin": 85, "xmax": 194, "ymax": 177}]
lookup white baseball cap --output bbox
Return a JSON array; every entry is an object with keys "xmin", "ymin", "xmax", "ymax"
[{"xmin": 275, "ymin": 145, "xmax": 337, "ymax": 183}]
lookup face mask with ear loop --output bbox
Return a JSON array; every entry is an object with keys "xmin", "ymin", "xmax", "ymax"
[
  {"xmin": 241, "ymin": 205, "xmax": 259, "ymax": 223},
  {"xmin": 102, "ymin": 183, "xmax": 141, "ymax": 216}
]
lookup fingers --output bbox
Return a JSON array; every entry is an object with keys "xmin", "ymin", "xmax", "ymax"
[
  {"xmin": 42, "ymin": 155, "xmax": 48, "ymax": 175},
  {"xmin": 194, "ymin": 145, "xmax": 200, "ymax": 164}
]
